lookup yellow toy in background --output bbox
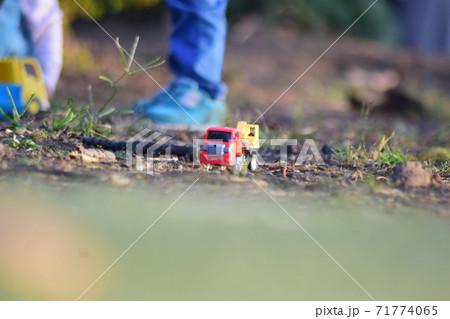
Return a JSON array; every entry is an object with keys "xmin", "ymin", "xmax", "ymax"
[{"xmin": 0, "ymin": 57, "xmax": 49, "ymax": 116}]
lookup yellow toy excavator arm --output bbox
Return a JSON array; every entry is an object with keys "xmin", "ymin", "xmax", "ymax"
[{"xmin": 237, "ymin": 121, "xmax": 260, "ymax": 149}]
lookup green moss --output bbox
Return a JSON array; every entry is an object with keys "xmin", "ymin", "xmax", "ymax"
[
  {"xmin": 416, "ymin": 148, "xmax": 450, "ymax": 162},
  {"xmin": 376, "ymin": 147, "xmax": 412, "ymax": 167}
]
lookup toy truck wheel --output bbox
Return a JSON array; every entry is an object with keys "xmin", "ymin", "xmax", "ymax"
[{"xmin": 248, "ymin": 154, "xmax": 258, "ymax": 171}]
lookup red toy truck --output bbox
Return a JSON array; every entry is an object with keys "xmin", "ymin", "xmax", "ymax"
[{"xmin": 200, "ymin": 121, "xmax": 260, "ymax": 171}]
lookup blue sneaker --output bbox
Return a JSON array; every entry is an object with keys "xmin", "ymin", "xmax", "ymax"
[{"xmin": 133, "ymin": 77, "xmax": 226, "ymax": 129}]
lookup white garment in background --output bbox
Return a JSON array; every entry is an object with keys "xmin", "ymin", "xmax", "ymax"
[{"xmin": 20, "ymin": 0, "xmax": 63, "ymax": 95}]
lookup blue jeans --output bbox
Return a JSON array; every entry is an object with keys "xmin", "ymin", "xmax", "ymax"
[
  {"xmin": 392, "ymin": 0, "xmax": 450, "ymax": 54},
  {"xmin": 0, "ymin": 0, "xmax": 31, "ymax": 57},
  {"xmin": 166, "ymin": 0, "xmax": 229, "ymax": 99}
]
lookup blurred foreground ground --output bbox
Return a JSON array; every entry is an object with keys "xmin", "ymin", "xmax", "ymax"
[{"xmin": 0, "ymin": 176, "xmax": 449, "ymax": 300}]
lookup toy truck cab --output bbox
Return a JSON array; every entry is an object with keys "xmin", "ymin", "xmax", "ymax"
[
  {"xmin": 0, "ymin": 57, "xmax": 49, "ymax": 117},
  {"xmin": 200, "ymin": 127, "xmax": 242, "ymax": 168}
]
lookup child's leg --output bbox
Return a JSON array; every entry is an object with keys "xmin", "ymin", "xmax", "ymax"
[
  {"xmin": 393, "ymin": 0, "xmax": 450, "ymax": 53},
  {"xmin": 0, "ymin": 0, "xmax": 31, "ymax": 57},
  {"xmin": 133, "ymin": 0, "xmax": 229, "ymax": 126},
  {"xmin": 166, "ymin": 0, "xmax": 229, "ymax": 99}
]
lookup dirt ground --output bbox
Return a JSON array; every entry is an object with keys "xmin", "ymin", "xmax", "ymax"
[{"xmin": 1, "ymin": 14, "xmax": 449, "ymax": 214}]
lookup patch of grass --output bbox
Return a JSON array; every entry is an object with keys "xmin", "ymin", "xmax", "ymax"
[
  {"xmin": 51, "ymin": 36, "xmax": 164, "ymax": 137},
  {"xmin": 333, "ymin": 103, "xmax": 376, "ymax": 168},
  {"xmin": 52, "ymin": 98, "xmax": 88, "ymax": 132},
  {"xmin": 334, "ymin": 144, "xmax": 371, "ymax": 168},
  {"xmin": 372, "ymin": 133, "xmax": 412, "ymax": 167},
  {"xmin": 6, "ymin": 135, "xmax": 41, "ymax": 150},
  {"xmin": 51, "ymin": 95, "xmax": 114, "ymax": 138},
  {"xmin": 334, "ymin": 132, "xmax": 412, "ymax": 168},
  {"xmin": 0, "ymin": 87, "xmax": 35, "ymax": 130},
  {"xmin": 335, "ymin": 103, "xmax": 413, "ymax": 169},
  {"xmin": 375, "ymin": 146, "xmax": 411, "ymax": 167}
]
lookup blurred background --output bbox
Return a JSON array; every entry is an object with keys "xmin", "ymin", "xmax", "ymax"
[
  {"xmin": 57, "ymin": 0, "xmax": 450, "ymax": 147},
  {"xmin": 0, "ymin": 178, "xmax": 449, "ymax": 300}
]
